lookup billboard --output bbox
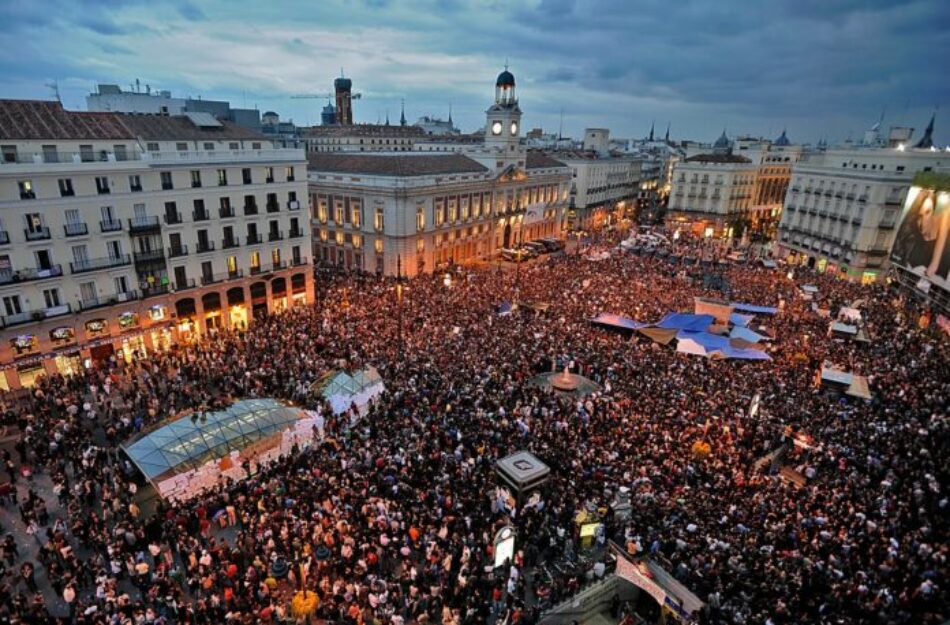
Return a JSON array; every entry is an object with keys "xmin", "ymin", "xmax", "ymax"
[{"xmin": 890, "ymin": 174, "xmax": 950, "ymax": 291}]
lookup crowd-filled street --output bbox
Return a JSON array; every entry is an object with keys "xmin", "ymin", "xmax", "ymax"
[{"xmin": 0, "ymin": 234, "xmax": 946, "ymax": 625}]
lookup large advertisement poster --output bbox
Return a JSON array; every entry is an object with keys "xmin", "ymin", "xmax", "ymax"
[{"xmin": 891, "ymin": 180, "xmax": 950, "ymax": 290}]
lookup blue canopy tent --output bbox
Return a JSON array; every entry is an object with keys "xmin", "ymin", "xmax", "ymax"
[
  {"xmin": 590, "ymin": 313, "xmax": 647, "ymax": 333},
  {"xmin": 729, "ymin": 312, "xmax": 755, "ymax": 327},
  {"xmin": 657, "ymin": 313, "xmax": 715, "ymax": 332},
  {"xmin": 496, "ymin": 301, "xmax": 513, "ymax": 316},
  {"xmin": 676, "ymin": 331, "xmax": 771, "ymax": 360},
  {"xmin": 730, "ymin": 326, "xmax": 768, "ymax": 343}
]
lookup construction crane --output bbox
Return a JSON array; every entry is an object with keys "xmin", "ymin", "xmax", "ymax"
[{"xmin": 291, "ymin": 92, "xmax": 362, "ymax": 100}]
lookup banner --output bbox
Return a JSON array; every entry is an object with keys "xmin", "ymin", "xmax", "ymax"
[
  {"xmin": 891, "ymin": 180, "xmax": 950, "ymax": 290},
  {"xmin": 694, "ymin": 297, "xmax": 734, "ymax": 325},
  {"xmin": 524, "ymin": 203, "xmax": 545, "ymax": 225},
  {"xmin": 615, "ymin": 555, "xmax": 667, "ymax": 607}
]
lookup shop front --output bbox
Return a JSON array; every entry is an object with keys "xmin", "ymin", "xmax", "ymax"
[
  {"xmin": 250, "ymin": 282, "xmax": 269, "ymax": 321},
  {"xmin": 202, "ymin": 292, "xmax": 223, "ymax": 332},
  {"xmin": 227, "ymin": 287, "xmax": 248, "ymax": 330},
  {"xmin": 271, "ymin": 277, "xmax": 288, "ymax": 313},
  {"xmin": 175, "ymin": 298, "xmax": 199, "ymax": 342},
  {"xmin": 291, "ymin": 273, "xmax": 308, "ymax": 307}
]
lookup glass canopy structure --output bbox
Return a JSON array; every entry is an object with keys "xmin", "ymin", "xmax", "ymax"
[{"xmin": 122, "ymin": 398, "xmax": 308, "ymax": 483}]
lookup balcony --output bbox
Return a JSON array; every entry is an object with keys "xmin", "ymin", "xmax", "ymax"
[
  {"xmin": 100, "ymin": 219, "xmax": 123, "ymax": 233},
  {"xmin": 268, "ymin": 230, "xmax": 284, "ymax": 242},
  {"xmin": 287, "ymin": 200, "xmax": 301, "ymax": 210},
  {"xmin": 219, "ymin": 206, "xmax": 235, "ymax": 219},
  {"xmin": 193, "ymin": 210, "xmax": 210, "ymax": 222},
  {"xmin": 140, "ymin": 148, "xmax": 305, "ymax": 166},
  {"xmin": 246, "ymin": 233, "xmax": 262, "ymax": 245},
  {"xmin": 288, "ymin": 228, "xmax": 304, "ymax": 239},
  {"xmin": 173, "ymin": 278, "xmax": 197, "ymax": 292},
  {"xmin": 64, "ymin": 222, "xmax": 89, "ymax": 237},
  {"xmin": 857, "ymin": 195, "xmax": 868, "ymax": 203},
  {"xmin": 201, "ymin": 270, "xmax": 241, "ymax": 285},
  {"xmin": 271, "ymin": 260, "xmax": 287, "ymax": 271},
  {"xmin": 78, "ymin": 291, "xmax": 139, "ymax": 311},
  {"xmin": 243, "ymin": 203, "xmax": 259, "ymax": 216},
  {"xmin": 70, "ymin": 254, "xmax": 131, "ymax": 274},
  {"xmin": 133, "ymin": 248, "xmax": 165, "ymax": 264},
  {"xmin": 142, "ymin": 284, "xmax": 170, "ymax": 299},
  {"xmin": 24, "ymin": 227, "xmax": 51, "ymax": 241},
  {"xmin": 266, "ymin": 202, "xmax": 280, "ymax": 213},
  {"xmin": 0, "ymin": 231, "xmax": 8, "ymax": 245},
  {"xmin": 164, "ymin": 212, "xmax": 183, "ymax": 225},
  {"xmin": 292, "ymin": 256, "xmax": 309, "ymax": 267},
  {"xmin": 196, "ymin": 241, "xmax": 216, "ymax": 254},
  {"xmin": 1, "ymin": 303, "xmax": 72, "ymax": 328},
  {"xmin": 222, "ymin": 236, "xmax": 241, "ymax": 249},
  {"xmin": 128, "ymin": 216, "xmax": 160, "ymax": 234},
  {"xmin": 249, "ymin": 265, "xmax": 263, "ymax": 276},
  {"xmin": 0, "ymin": 264, "xmax": 64, "ymax": 285},
  {"xmin": 168, "ymin": 244, "xmax": 189, "ymax": 258}
]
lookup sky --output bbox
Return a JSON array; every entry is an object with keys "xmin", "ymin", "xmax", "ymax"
[{"xmin": 1, "ymin": 0, "xmax": 948, "ymax": 145}]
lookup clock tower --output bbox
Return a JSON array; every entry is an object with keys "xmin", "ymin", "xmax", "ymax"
[{"xmin": 485, "ymin": 65, "xmax": 523, "ymax": 155}]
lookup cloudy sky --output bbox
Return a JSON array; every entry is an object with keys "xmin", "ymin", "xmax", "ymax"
[{"xmin": 1, "ymin": 0, "xmax": 947, "ymax": 144}]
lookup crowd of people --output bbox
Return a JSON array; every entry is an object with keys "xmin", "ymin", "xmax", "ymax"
[{"xmin": 0, "ymin": 229, "xmax": 946, "ymax": 625}]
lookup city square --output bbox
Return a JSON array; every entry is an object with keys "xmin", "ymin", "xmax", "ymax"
[{"xmin": 0, "ymin": 1, "xmax": 947, "ymax": 624}]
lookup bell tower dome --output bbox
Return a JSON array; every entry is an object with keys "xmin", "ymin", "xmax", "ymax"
[{"xmin": 485, "ymin": 64, "xmax": 523, "ymax": 154}]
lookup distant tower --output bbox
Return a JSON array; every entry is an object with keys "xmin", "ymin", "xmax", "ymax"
[
  {"xmin": 448, "ymin": 103, "xmax": 454, "ymax": 129},
  {"xmin": 385, "ymin": 110, "xmax": 390, "ymax": 126},
  {"xmin": 915, "ymin": 112, "xmax": 936, "ymax": 149},
  {"xmin": 321, "ymin": 101, "xmax": 336, "ymax": 126},
  {"xmin": 400, "ymin": 99, "xmax": 406, "ymax": 126},
  {"xmin": 712, "ymin": 129, "xmax": 732, "ymax": 154},
  {"xmin": 664, "ymin": 122, "xmax": 670, "ymax": 143},
  {"xmin": 648, "ymin": 120, "xmax": 655, "ymax": 142},
  {"xmin": 334, "ymin": 70, "xmax": 353, "ymax": 125}
]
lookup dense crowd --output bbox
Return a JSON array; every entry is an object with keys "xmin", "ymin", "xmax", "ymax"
[{"xmin": 0, "ymin": 232, "xmax": 946, "ymax": 625}]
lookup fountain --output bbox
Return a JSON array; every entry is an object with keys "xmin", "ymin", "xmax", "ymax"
[
  {"xmin": 550, "ymin": 366, "xmax": 582, "ymax": 392},
  {"xmin": 529, "ymin": 365, "xmax": 601, "ymax": 397}
]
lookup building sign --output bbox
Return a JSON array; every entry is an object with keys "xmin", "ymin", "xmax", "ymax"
[
  {"xmin": 149, "ymin": 304, "xmax": 167, "ymax": 321},
  {"xmin": 891, "ymin": 178, "xmax": 950, "ymax": 292},
  {"xmin": 118, "ymin": 311, "xmax": 140, "ymax": 329},
  {"xmin": 10, "ymin": 334, "xmax": 38, "ymax": 355},
  {"xmin": 85, "ymin": 318, "xmax": 108, "ymax": 336},
  {"xmin": 49, "ymin": 326, "xmax": 76, "ymax": 343}
]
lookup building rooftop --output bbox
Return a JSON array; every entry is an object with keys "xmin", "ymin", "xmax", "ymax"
[
  {"xmin": 0, "ymin": 99, "xmax": 135, "ymax": 141},
  {"xmin": 684, "ymin": 153, "xmax": 753, "ymax": 164},
  {"xmin": 526, "ymin": 151, "xmax": 567, "ymax": 170},
  {"xmin": 303, "ymin": 124, "xmax": 427, "ymax": 139},
  {"xmin": 308, "ymin": 152, "xmax": 489, "ymax": 177},
  {"xmin": 119, "ymin": 114, "xmax": 267, "ymax": 141}
]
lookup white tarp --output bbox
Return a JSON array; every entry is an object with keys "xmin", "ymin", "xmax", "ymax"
[
  {"xmin": 322, "ymin": 367, "xmax": 385, "ymax": 417},
  {"xmin": 676, "ymin": 337, "xmax": 708, "ymax": 356}
]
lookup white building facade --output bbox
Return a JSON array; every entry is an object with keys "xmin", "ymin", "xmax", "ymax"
[
  {"xmin": 0, "ymin": 100, "xmax": 313, "ymax": 388},
  {"xmin": 775, "ymin": 147, "xmax": 948, "ymax": 283}
]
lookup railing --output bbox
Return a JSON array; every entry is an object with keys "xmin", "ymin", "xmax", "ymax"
[
  {"xmin": 0, "ymin": 264, "xmax": 64, "ymax": 284},
  {"xmin": 249, "ymin": 266, "xmax": 263, "ymax": 276},
  {"xmin": 164, "ymin": 212, "xmax": 183, "ymax": 225},
  {"xmin": 244, "ymin": 203, "xmax": 259, "ymax": 216},
  {"xmin": 70, "ymin": 254, "xmax": 131, "ymax": 273},
  {"xmin": 857, "ymin": 195, "xmax": 868, "ymax": 203},
  {"xmin": 201, "ymin": 270, "xmax": 242, "ymax": 285},
  {"xmin": 222, "ymin": 237, "xmax": 241, "ymax": 249},
  {"xmin": 100, "ymin": 219, "xmax": 123, "ymax": 233},
  {"xmin": 288, "ymin": 229, "xmax": 304, "ymax": 238},
  {"xmin": 266, "ymin": 202, "xmax": 280, "ymax": 213},
  {"xmin": 142, "ymin": 284, "xmax": 170, "ymax": 298},
  {"xmin": 141, "ymin": 148, "xmax": 305, "ymax": 165},
  {"xmin": 271, "ymin": 260, "xmax": 287, "ymax": 271},
  {"xmin": 219, "ymin": 206, "xmax": 235, "ymax": 218},
  {"xmin": 128, "ymin": 216, "xmax": 160, "ymax": 232},
  {"xmin": 168, "ymin": 245, "xmax": 189, "ymax": 258},
  {"xmin": 292, "ymin": 256, "xmax": 309, "ymax": 266},
  {"xmin": 78, "ymin": 291, "xmax": 139, "ymax": 311},
  {"xmin": 133, "ymin": 249, "xmax": 165, "ymax": 264},
  {"xmin": 287, "ymin": 200, "xmax": 300, "ymax": 210},
  {"xmin": 172, "ymin": 278, "xmax": 196, "ymax": 292},
  {"xmin": 246, "ymin": 233, "xmax": 262, "ymax": 245},
  {"xmin": 196, "ymin": 241, "xmax": 216, "ymax": 253},
  {"xmin": 24, "ymin": 227, "xmax": 51, "ymax": 241},
  {"xmin": 193, "ymin": 210, "xmax": 210, "ymax": 222},
  {"xmin": 1, "ymin": 304, "xmax": 73, "ymax": 328},
  {"xmin": 268, "ymin": 230, "xmax": 284, "ymax": 241},
  {"xmin": 64, "ymin": 222, "xmax": 89, "ymax": 236}
]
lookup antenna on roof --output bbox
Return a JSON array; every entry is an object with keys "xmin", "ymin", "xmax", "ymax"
[
  {"xmin": 45, "ymin": 81, "xmax": 61, "ymax": 103},
  {"xmin": 558, "ymin": 107, "xmax": 564, "ymax": 140}
]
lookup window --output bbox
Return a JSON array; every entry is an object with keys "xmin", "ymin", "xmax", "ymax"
[
  {"xmin": 374, "ymin": 238, "xmax": 383, "ymax": 254},
  {"xmin": 71, "ymin": 245, "xmax": 89, "ymax": 266},
  {"xmin": 79, "ymin": 145, "xmax": 94, "ymax": 162},
  {"xmin": 1, "ymin": 145, "xmax": 17, "ymax": 163},
  {"xmin": 193, "ymin": 199, "xmax": 208, "ymax": 220},
  {"xmin": 242, "ymin": 168, "xmax": 252, "ymax": 184},
  {"xmin": 147, "ymin": 142, "xmax": 160, "ymax": 152},
  {"xmin": 334, "ymin": 200, "xmax": 344, "ymax": 224},
  {"xmin": 229, "ymin": 142, "xmax": 239, "ymax": 150},
  {"xmin": 203, "ymin": 142, "xmax": 215, "ymax": 151},
  {"xmin": 352, "ymin": 234, "xmax": 362, "ymax": 249},
  {"xmin": 318, "ymin": 198, "xmax": 328, "ymax": 223},
  {"xmin": 416, "ymin": 238, "xmax": 425, "ymax": 253},
  {"xmin": 190, "ymin": 170, "xmax": 202, "ymax": 188},
  {"xmin": 271, "ymin": 248, "xmax": 281, "ymax": 265},
  {"xmin": 250, "ymin": 251, "xmax": 260, "ymax": 271},
  {"xmin": 335, "ymin": 231, "xmax": 344, "ymax": 246},
  {"xmin": 114, "ymin": 145, "xmax": 128, "ymax": 161},
  {"xmin": 226, "ymin": 256, "xmax": 238, "ymax": 275},
  {"xmin": 416, "ymin": 206, "xmax": 425, "ymax": 231},
  {"xmin": 286, "ymin": 166, "xmax": 295, "ymax": 182},
  {"xmin": 435, "ymin": 199, "xmax": 444, "ymax": 226},
  {"xmin": 164, "ymin": 202, "xmax": 179, "ymax": 223},
  {"xmin": 351, "ymin": 203, "xmax": 361, "ymax": 227},
  {"xmin": 252, "ymin": 142, "xmax": 261, "ymax": 150},
  {"xmin": 80, "ymin": 282, "xmax": 97, "ymax": 304},
  {"xmin": 129, "ymin": 175, "xmax": 142, "ymax": 192},
  {"xmin": 176, "ymin": 142, "xmax": 188, "ymax": 152},
  {"xmin": 174, "ymin": 266, "xmax": 188, "ymax": 289},
  {"xmin": 18, "ymin": 180, "xmax": 35, "ymax": 199},
  {"xmin": 160, "ymin": 171, "xmax": 173, "ymax": 190},
  {"xmin": 374, "ymin": 207, "xmax": 384, "ymax": 231},
  {"xmin": 265, "ymin": 167, "xmax": 274, "ymax": 183},
  {"xmin": 43, "ymin": 288, "xmax": 61, "ymax": 309},
  {"xmin": 201, "ymin": 261, "xmax": 213, "ymax": 281},
  {"xmin": 217, "ymin": 169, "xmax": 228, "ymax": 186},
  {"xmin": 114, "ymin": 276, "xmax": 129, "ymax": 294},
  {"xmin": 107, "ymin": 240, "xmax": 123, "ymax": 259},
  {"xmin": 3, "ymin": 295, "xmax": 23, "ymax": 316},
  {"xmin": 169, "ymin": 232, "xmax": 183, "ymax": 253}
]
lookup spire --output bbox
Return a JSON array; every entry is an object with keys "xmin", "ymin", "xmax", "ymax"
[
  {"xmin": 400, "ymin": 99, "xmax": 406, "ymax": 126},
  {"xmin": 385, "ymin": 110, "xmax": 390, "ymax": 126},
  {"xmin": 648, "ymin": 120, "xmax": 655, "ymax": 142},
  {"xmin": 915, "ymin": 111, "xmax": 936, "ymax": 149},
  {"xmin": 448, "ymin": 102, "xmax": 453, "ymax": 127},
  {"xmin": 664, "ymin": 122, "xmax": 670, "ymax": 142}
]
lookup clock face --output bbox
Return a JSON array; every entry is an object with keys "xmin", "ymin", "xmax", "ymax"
[
  {"xmin": 510, "ymin": 122, "xmax": 518, "ymax": 136},
  {"xmin": 491, "ymin": 121, "xmax": 503, "ymax": 135}
]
